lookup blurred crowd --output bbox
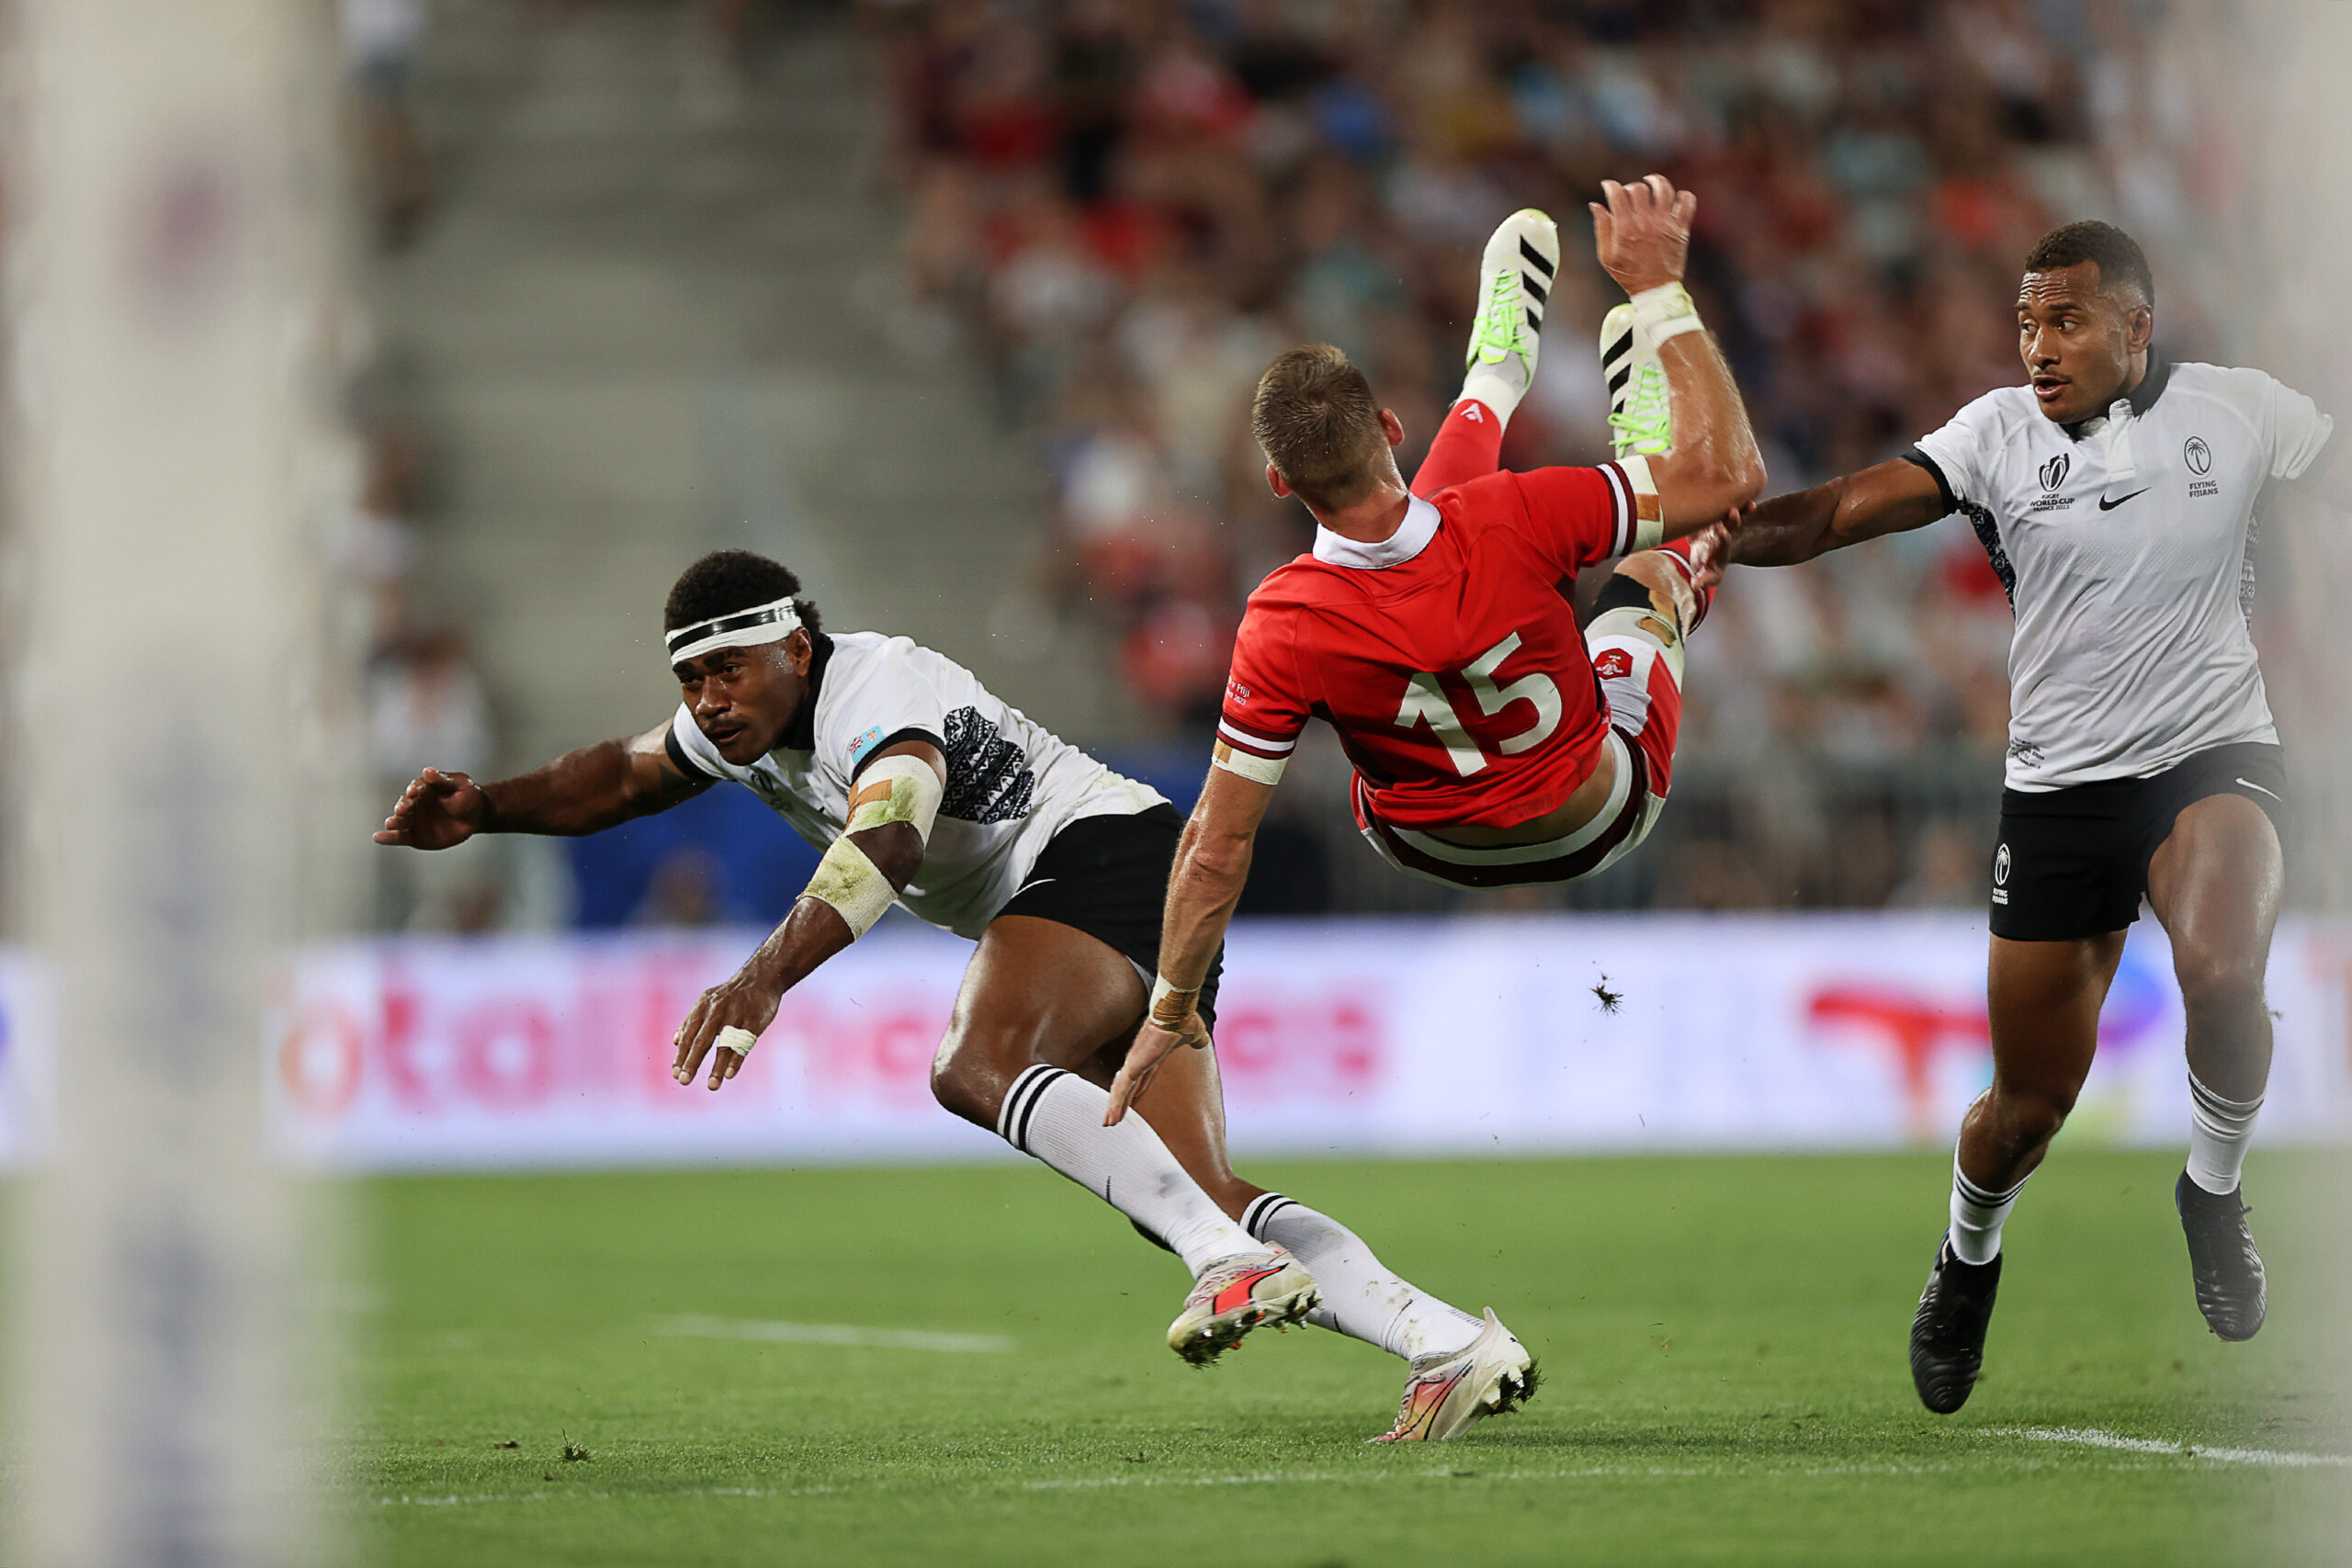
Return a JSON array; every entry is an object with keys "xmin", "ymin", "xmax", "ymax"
[{"xmin": 862, "ymin": 0, "xmax": 2251, "ymax": 907}]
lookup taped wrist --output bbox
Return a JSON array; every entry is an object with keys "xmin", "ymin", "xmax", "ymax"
[
  {"xmin": 1148, "ymin": 975, "xmax": 1203, "ymax": 1032},
  {"xmin": 804, "ymin": 834, "xmax": 897, "ymax": 937},
  {"xmin": 1630, "ymin": 281, "xmax": 1702, "ymax": 344},
  {"xmin": 845, "ymin": 754, "xmax": 944, "ymax": 843},
  {"xmin": 1620, "ymin": 453, "xmax": 1665, "ymax": 552}
]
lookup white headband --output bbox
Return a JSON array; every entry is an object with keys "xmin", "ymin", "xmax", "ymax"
[{"xmin": 665, "ymin": 594, "xmax": 803, "ymax": 666}]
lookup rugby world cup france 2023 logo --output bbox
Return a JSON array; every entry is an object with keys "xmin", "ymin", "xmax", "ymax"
[{"xmin": 2039, "ymin": 452, "xmax": 2071, "ymax": 492}]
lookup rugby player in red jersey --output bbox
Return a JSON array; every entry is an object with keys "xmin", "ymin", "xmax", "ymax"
[{"xmin": 1109, "ymin": 175, "xmax": 1761, "ymax": 1116}]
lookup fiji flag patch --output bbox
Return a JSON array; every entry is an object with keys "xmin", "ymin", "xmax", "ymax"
[{"xmin": 847, "ymin": 726, "xmax": 886, "ymax": 766}]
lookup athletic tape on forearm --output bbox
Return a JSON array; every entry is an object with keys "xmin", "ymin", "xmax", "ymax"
[
  {"xmin": 845, "ymin": 754, "xmax": 943, "ymax": 843},
  {"xmin": 1211, "ymin": 739, "xmax": 1285, "ymax": 784},
  {"xmin": 1630, "ymin": 281, "xmax": 1702, "ymax": 344},
  {"xmin": 804, "ymin": 833, "xmax": 898, "ymax": 937},
  {"xmin": 1622, "ymin": 453, "xmax": 1665, "ymax": 552}
]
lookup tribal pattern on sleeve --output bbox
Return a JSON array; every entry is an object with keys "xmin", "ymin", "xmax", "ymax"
[{"xmin": 940, "ymin": 706, "xmax": 1037, "ymax": 824}]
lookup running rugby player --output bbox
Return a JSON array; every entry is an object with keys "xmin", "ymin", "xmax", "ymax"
[
  {"xmin": 1724, "ymin": 220, "xmax": 2344, "ymax": 1411},
  {"xmin": 374, "ymin": 549, "xmax": 1535, "ymax": 1441},
  {"xmin": 1111, "ymin": 175, "xmax": 1762, "ymax": 1121}
]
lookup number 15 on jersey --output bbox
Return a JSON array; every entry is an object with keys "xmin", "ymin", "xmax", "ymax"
[{"xmin": 1394, "ymin": 632, "xmax": 1564, "ymax": 777}]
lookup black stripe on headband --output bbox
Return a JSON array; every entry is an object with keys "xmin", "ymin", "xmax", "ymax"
[{"xmin": 665, "ymin": 602, "xmax": 797, "ymax": 659}]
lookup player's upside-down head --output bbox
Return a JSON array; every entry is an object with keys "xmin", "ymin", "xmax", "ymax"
[
  {"xmin": 2017, "ymin": 219, "xmax": 2156, "ymax": 426},
  {"xmin": 1250, "ymin": 344, "xmax": 1408, "ymax": 516},
  {"xmin": 664, "ymin": 548, "xmax": 824, "ymax": 765}
]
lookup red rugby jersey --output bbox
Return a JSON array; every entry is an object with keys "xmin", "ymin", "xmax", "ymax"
[{"xmin": 1217, "ymin": 463, "xmax": 1640, "ymax": 829}]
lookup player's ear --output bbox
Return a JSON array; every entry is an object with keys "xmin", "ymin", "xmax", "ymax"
[
  {"xmin": 785, "ymin": 627, "xmax": 813, "ymax": 677},
  {"xmin": 1379, "ymin": 407, "xmax": 1405, "ymax": 448},
  {"xmin": 1264, "ymin": 462, "xmax": 1293, "ymax": 500},
  {"xmin": 2124, "ymin": 300, "xmax": 2154, "ymax": 354}
]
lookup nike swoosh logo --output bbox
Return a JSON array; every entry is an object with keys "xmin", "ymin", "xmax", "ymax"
[
  {"xmin": 2235, "ymin": 778, "xmax": 2281, "ymax": 801},
  {"xmin": 2097, "ymin": 490, "xmax": 2149, "ymax": 510}
]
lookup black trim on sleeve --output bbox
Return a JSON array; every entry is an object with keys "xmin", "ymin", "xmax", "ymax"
[
  {"xmin": 664, "ymin": 726, "xmax": 722, "ymax": 782},
  {"xmin": 847, "ymin": 726, "xmax": 948, "ymax": 783},
  {"xmin": 1901, "ymin": 446, "xmax": 1957, "ymax": 515}
]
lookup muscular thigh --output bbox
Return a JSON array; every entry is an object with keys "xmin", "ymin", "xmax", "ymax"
[
  {"xmin": 2145, "ymin": 793, "xmax": 2282, "ymax": 969},
  {"xmin": 1986, "ymin": 932, "xmax": 2125, "ymax": 1098},
  {"xmin": 936, "ymin": 916, "xmax": 1147, "ymax": 1122}
]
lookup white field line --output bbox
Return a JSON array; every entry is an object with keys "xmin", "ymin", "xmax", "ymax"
[
  {"xmin": 650, "ymin": 1314, "xmax": 1014, "ymax": 1354},
  {"xmin": 2004, "ymin": 1427, "xmax": 2352, "ymax": 1469},
  {"xmin": 369, "ymin": 1432, "xmax": 2348, "ymax": 1511}
]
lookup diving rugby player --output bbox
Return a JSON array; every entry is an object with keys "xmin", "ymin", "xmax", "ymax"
[
  {"xmin": 1726, "ymin": 220, "xmax": 2343, "ymax": 1412},
  {"xmin": 375, "ymin": 551, "xmax": 1535, "ymax": 1441},
  {"xmin": 1110, "ymin": 175, "xmax": 1763, "ymax": 1122}
]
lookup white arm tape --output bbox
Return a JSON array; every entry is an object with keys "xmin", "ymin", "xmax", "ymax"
[
  {"xmin": 804, "ymin": 833, "xmax": 897, "ymax": 938},
  {"xmin": 1621, "ymin": 453, "xmax": 1665, "ymax": 552},
  {"xmin": 715, "ymin": 1025, "xmax": 759, "ymax": 1059},
  {"xmin": 845, "ymin": 753, "xmax": 944, "ymax": 843},
  {"xmin": 1212, "ymin": 739, "xmax": 1286, "ymax": 785},
  {"xmin": 1630, "ymin": 281, "xmax": 1702, "ymax": 344}
]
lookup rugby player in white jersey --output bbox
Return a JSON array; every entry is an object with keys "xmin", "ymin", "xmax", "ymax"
[
  {"xmin": 374, "ymin": 550, "xmax": 1536, "ymax": 1441},
  {"xmin": 1728, "ymin": 221, "xmax": 2345, "ymax": 1413}
]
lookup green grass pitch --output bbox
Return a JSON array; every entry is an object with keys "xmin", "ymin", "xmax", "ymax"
[{"xmin": 351, "ymin": 1150, "xmax": 2347, "ymax": 1566}]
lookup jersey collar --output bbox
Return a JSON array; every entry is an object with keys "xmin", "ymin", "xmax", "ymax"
[
  {"xmin": 778, "ymin": 631, "xmax": 834, "ymax": 751},
  {"xmin": 1313, "ymin": 494, "xmax": 1441, "ymax": 570},
  {"xmin": 2065, "ymin": 347, "xmax": 2172, "ymax": 440}
]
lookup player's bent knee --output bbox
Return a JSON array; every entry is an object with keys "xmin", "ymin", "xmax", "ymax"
[
  {"xmin": 1996, "ymin": 1085, "xmax": 2075, "ymax": 1148},
  {"xmin": 2174, "ymin": 950, "xmax": 2267, "ymax": 1017}
]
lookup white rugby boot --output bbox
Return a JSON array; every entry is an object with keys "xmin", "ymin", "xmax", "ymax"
[
  {"xmin": 1459, "ymin": 209, "xmax": 1561, "ymax": 423},
  {"xmin": 1368, "ymin": 1308, "xmax": 1538, "ymax": 1442},
  {"xmin": 1166, "ymin": 1249, "xmax": 1320, "ymax": 1366},
  {"xmin": 1600, "ymin": 300, "xmax": 1674, "ymax": 457}
]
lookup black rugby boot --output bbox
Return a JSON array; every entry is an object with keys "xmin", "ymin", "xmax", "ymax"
[
  {"xmin": 2176, "ymin": 1170, "xmax": 2267, "ymax": 1341},
  {"xmin": 1910, "ymin": 1238, "xmax": 2001, "ymax": 1415}
]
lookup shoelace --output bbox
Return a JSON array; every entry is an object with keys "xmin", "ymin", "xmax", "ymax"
[
  {"xmin": 1472, "ymin": 265, "xmax": 1529, "ymax": 365},
  {"xmin": 1609, "ymin": 358, "xmax": 1673, "ymax": 455}
]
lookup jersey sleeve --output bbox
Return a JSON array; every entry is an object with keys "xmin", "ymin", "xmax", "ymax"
[
  {"xmin": 1905, "ymin": 392, "xmax": 2004, "ymax": 514},
  {"xmin": 2259, "ymin": 373, "xmax": 2335, "ymax": 483},
  {"xmin": 813, "ymin": 638, "xmax": 954, "ymax": 785},
  {"xmin": 1215, "ymin": 597, "xmax": 1310, "ymax": 784},
  {"xmin": 1498, "ymin": 463, "xmax": 1641, "ymax": 568}
]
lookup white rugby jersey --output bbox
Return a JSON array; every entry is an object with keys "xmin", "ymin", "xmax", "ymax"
[
  {"xmin": 1908, "ymin": 354, "xmax": 2334, "ymax": 790},
  {"xmin": 667, "ymin": 631, "xmax": 1164, "ymax": 939}
]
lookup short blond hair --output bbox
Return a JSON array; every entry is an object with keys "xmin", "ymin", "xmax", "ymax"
[{"xmin": 1250, "ymin": 345, "xmax": 1390, "ymax": 509}]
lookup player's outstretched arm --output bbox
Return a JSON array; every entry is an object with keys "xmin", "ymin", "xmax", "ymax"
[
  {"xmin": 1589, "ymin": 175, "xmax": 1767, "ymax": 533},
  {"xmin": 1104, "ymin": 763, "xmax": 1277, "ymax": 1125},
  {"xmin": 672, "ymin": 739, "xmax": 946, "ymax": 1092},
  {"xmin": 371, "ymin": 721, "xmax": 707, "ymax": 848},
  {"xmin": 1727, "ymin": 457, "xmax": 1949, "ymax": 567}
]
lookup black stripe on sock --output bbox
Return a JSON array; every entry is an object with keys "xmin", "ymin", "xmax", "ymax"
[
  {"xmin": 1954, "ymin": 1170, "xmax": 2027, "ymax": 1208},
  {"xmin": 1520, "ymin": 237, "xmax": 1556, "ymax": 277},
  {"xmin": 2189, "ymin": 1076, "xmax": 2263, "ymax": 1116},
  {"xmin": 1010, "ymin": 1067, "xmax": 1066, "ymax": 1154},
  {"xmin": 1243, "ymin": 1194, "xmax": 1297, "ymax": 1243},
  {"xmin": 997, "ymin": 1064, "xmax": 1057, "ymax": 1149}
]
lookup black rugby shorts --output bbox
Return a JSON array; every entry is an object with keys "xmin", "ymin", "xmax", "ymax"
[
  {"xmin": 1989, "ymin": 741, "xmax": 2290, "ymax": 942},
  {"xmin": 993, "ymin": 804, "xmax": 1223, "ymax": 1029}
]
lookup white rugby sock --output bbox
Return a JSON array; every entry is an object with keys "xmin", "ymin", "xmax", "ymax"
[
  {"xmin": 997, "ymin": 1066, "xmax": 1254, "ymax": 1277},
  {"xmin": 1243, "ymin": 1193, "xmax": 1481, "ymax": 1361},
  {"xmin": 2186, "ymin": 1074, "xmax": 2264, "ymax": 1196},
  {"xmin": 1948, "ymin": 1157, "xmax": 2027, "ymax": 1267}
]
